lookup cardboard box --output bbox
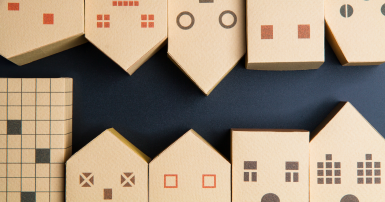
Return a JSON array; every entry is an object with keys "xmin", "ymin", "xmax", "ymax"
[
  {"xmin": 310, "ymin": 102, "xmax": 385, "ymax": 201},
  {"xmin": 168, "ymin": 0, "xmax": 246, "ymax": 95},
  {"xmin": 325, "ymin": 1, "xmax": 385, "ymax": 66},
  {"xmin": 149, "ymin": 129, "xmax": 231, "ymax": 202},
  {"xmin": 85, "ymin": 0, "xmax": 167, "ymax": 75},
  {"xmin": 231, "ymin": 129, "xmax": 309, "ymax": 202},
  {"xmin": 246, "ymin": 0, "xmax": 324, "ymax": 70},
  {"xmin": 66, "ymin": 128, "xmax": 151, "ymax": 202},
  {"xmin": 0, "ymin": 1, "xmax": 86, "ymax": 66},
  {"xmin": 0, "ymin": 78, "xmax": 73, "ymax": 202}
]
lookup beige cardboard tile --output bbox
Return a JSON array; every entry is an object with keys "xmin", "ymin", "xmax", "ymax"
[
  {"xmin": 36, "ymin": 164, "xmax": 50, "ymax": 178},
  {"xmin": 36, "ymin": 178, "xmax": 50, "ymax": 191},
  {"xmin": 51, "ymin": 93, "xmax": 66, "ymax": 106},
  {"xmin": 22, "ymin": 177, "xmax": 35, "ymax": 192},
  {"xmin": 22, "ymin": 135, "xmax": 36, "ymax": 149},
  {"xmin": 7, "ymin": 178, "xmax": 21, "ymax": 191},
  {"xmin": 0, "ymin": 79, "xmax": 7, "ymax": 92},
  {"xmin": 36, "ymin": 192, "xmax": 50, "ymax": 202},
  {"xmin": 8, "ymin": 93, "xmax": 21, "ymax": 105},
  {"xmin": 51, "ymin": 121, "xmax": 65, "ymax": 134},
  {"xmin": 0, "ymin": 95, "xmax": 6, "ymax": 106},
  {"xmin": 0, "ymin": 107, "xmax": 6, "ymax": 120},
  {"xmin": 0, "ymin": 178, "xmax": 6, "ymax": 191},
  {"xmin": 0, "ymin": 135, "xmax": 6, "ymax": 148},
  {"xmin": 7, "ymin": 164, "xmax": 21, "ymax": 177},
  {"xmin": 22, "ymin": 78, "xmax": 36, "ymax": 93},
  {"xmin": 51, "ymin": 149, "xmax": 65, "ymax": 163},
  {"xmin": 0, "ymin": 121, "xmax": 6, "ymax": 135},
  {"xmin": 22, "ymin": 163, "xmax": 36, "ymax": 177},
  {"xmin": 0, "ymin": 164, "xmax": 5, "ymax": 178},
  {"xmin": 36, "ymin": 106, "xmax": 50, "ymax": 120},
  {"xmin": 0, "ymin": 149, "xmax": 6, "ymax": 163},
  {"xmin": 8, "ymin": 149, "xmax": 21, "ymax": 163},
  {"xmin": 7, "ymin": 79, "xmax": 21, "ymax": 92},
  {"xmin": 36, "ymin": 93, "xmax": 51, "ymax": 106},
  {"xmin": 36, "ymin": 121, "xmax": 50, "ymax": 135},
  {"xmin": 36, "ymin": 79, "xmax": 51, "ymax": 93},
  {"xmin": 51, "ymin": 163, "xmax": 65, "ymax": 178},
  {"xmin": 21, "ymin": 149, "xmax": 35, "ymax": 163},
  {"xmin": 51, "ymin": 178, "xmax": 64, "ymax": 191},
  {"xmin": 51, "ymin": 79, "xmax": 66, "ymax": 93},
  {"xmin": 22, "ymin": 107, "xmax": 36, "ymax": 120},
  {"xmin": 22, "ymin": 121, "xmax": 35, "ymax": 134},
  {"xmin": 8, "ymin": 106, "xmax": 21, "ymax": 120},
  {"xmin": 36, "ymin": 135, "xmax": 50, "ymax": 149},
  {"xmin": 50, "ymin": 192, "xmax": 64, "ymax": 202},
  {"xmin": 8, "ymin": 135, "xmax": 21, "ymax": 148},
  {"xmin": 51, "ymin": 135, "xmax": 64, "ymax": 149},
  {"xmin": 0, "ymin": 192, "xmax": 5, "ymax": 201},
  {"xmin": 7, "ymin": 192, "xmax": 21, "ymax": 201},
  {"xmin": 22, "ymin": 93, "xmax": 36, "ymax": 106}
]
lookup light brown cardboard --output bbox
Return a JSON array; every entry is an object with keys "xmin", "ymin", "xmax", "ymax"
[
  {"xmin": 149, "ymin": 129, "xmax": 231, "ymax": 202},
  {"xmin": 325, "ymin": 1, "xmax": 385, "ymax": 66},
  {"xmin": 0, "ymin": 1, "xmax": 86, "ymax": 66},
  {"xmin": 168, "ymin": 0, "xmax": 246, "ymax": 95},
  {"xmin": 66, "ymin": 128, "xmax": 150, "ymax": 202},
  {"xmin": 310, "ymin": 102, "xmax": 385, "ymax": 201},
  {"xmin": 246, "ymin": 0, "xmax": 324, "ymax": 70},
  {"xmin": 231, "ymin": 129, "xmax": 309, "ymax": 202},
  {"xmin": 0, "ymin": 78, "xmax": 73, "ymax": 202},
  {"xmin": 85, "ymin": 0, "xmax": 167, "ymax": 75}
]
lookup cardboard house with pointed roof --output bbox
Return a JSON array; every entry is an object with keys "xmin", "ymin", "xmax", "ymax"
[
  {"xmin": 231, "ymin": 129, "xmax": 309, "ymax": 202},
  {"xmin": 85, "ymin": 0, "xmax": 167, "ymax": 75},
  {"xmin": 310, "ymin": 102, "xmax": 385, "ymax": 202},
  {"xmin": 168, "ymin": 0, "xmax": 245, "ymax": 95},
  {"xmin": 325, "ymin": 1, "xmax": 385, "ymax": 65},
  {"xmin": 0, "ymin": 1, "xmax": 86, "ymax": 66},
  {"xmin": 66, "ymin": 128, "xmax": 151, "ymax": 201},
  {"xmin": 149, "ymin": 129, "xmax": 231, "ymax": 202}
]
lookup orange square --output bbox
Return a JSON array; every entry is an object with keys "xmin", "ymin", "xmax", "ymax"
[
  {"xmin": 261, "ymin": 25, "xmax": 273, "ymax": 39},
  {"xmin": 104, "ymin": 22, "xmax": 110, "ymax": 28},
  {"xmin": 43, "ymin": 14, "xmax": 54, "ymax": 25},
  {"xmin": 104, "ymin": 15, "xmax": 110, "ymax": 21},
  {"xmin": 202, "ymin": 174, "xmax": 216, "ymax": 188},
  {"xmin": 8, "ymin": 3, "xmax": 19, "ymax": 11},
  {"xmin": 118, "ymin": 1, "xmax": 123, "ymax": 6},
  {"xmin": 164, "ymin": 174, "xmax": 178, "ymax": 188},
  {"xmin": 141, "ymin": 15, "xmax": 147, "ymax": 20},
  {"xmin": 123, "ymin": 1, "xmax": 128, "ymax": 6},
  {"xmin": 112, "ymin": 1, "xmax": 117, "ymax": 6},
  {"xmin": 129, "ymin": 1, "xmax": 133, "ymax": 6},
  {"xmin": 97, "ymin": 15, "xmax": 103, "ymax": 20},
  {"xmin": 149, "ymin": 15, "xmax": 154, "ymax": 20},
  {"xmin": 298, "ymin": 24, "xmax": 310, "ymax": 39},
  {"xmin": 134, "ymin": 1, "xmax": 139, "ymax": 6},
  {"xmin": 149, "ymin": 22, "xmax": 154, "ymax": 28},
  {"xmin": 141, "ymin": 22, "xmax": 147, "ymax": 28},
  {"xmin": 97, "ymin": 22, "xmax": 103, "ymax": 28}
]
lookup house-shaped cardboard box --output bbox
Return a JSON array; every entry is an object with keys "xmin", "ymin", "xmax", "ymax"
[
  {"xmin": 325, "ymin": 1, "xmax": 385, "ymax": 66},
  {"xmin": 66, "ymin": 128, "xmax": 150, "ymax": 202},
  {"xmin": 246, "ymin": 0, "xmax": 324, "ymax": 70},
  {"xmin": 0, "ymin": 78, "xmax": 73, "ymax": 202},
  {"xmin": 310, "ymin": 102, "xmax": 385, "ymax": 201},
  {"xmin": 168, "ymin": 0, "xmax": 246, "ymax": 95},
  {"xmin": 85, "ymin": 0, "xmax": 167, "ymax": 75},
  {"xmin": 149, "ymin": 129, "xmax": 231, "ymax": 202},
  {"xmin": 0, "ymin": 1, "xmax": 86, "ymax": 66},
  {"xmin": 231, "ymin": 129, "xmax": 309, "ymax": 202}
]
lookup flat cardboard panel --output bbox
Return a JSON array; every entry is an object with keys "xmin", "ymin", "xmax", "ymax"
[
  {"xmin": 231, "ymin": 129, "xmax": 309, "ymax": 202},
  {"xmin": 149, "ymin": 129, "xmax": 231, "ymax": 202},
  {"xmin": 325, "ymin": 1, "xmax": 385, "ymax": 65},
  {"xmin": 168, "ymin": 0, "xmax": 246, "ymax": 95},
  {"xmin": 310, "ymin": 102, "xmax": 385, "ymax": 201},
  {"xmin": 85, "ymin": 0, "xmax": 167, "ymax": 75},
  {"xmin": 247, "ymin": 0, "xmax": 324, "ymax": 70},
  {"xmin": 0, "ymin": 1, "xmax": 86, "ymax": 66},
  {"xmin": 66, "ymin": 128, "xmax": 150, "ymax": 202}
]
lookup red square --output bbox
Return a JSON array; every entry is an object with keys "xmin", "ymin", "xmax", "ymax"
[
  {"xmin": 148, "ymin": 15, "xmax": 154, "ymax": 21},
  {"xmin": 202, "ymin": 175, "xmax": 216, "ymax": 188},
  {"xmin": 129, "ymin": 1, "xmax": 133, "ymax": 6},
  {"xmin": 261, "ymin": 25, "xmax": 273, "ymax": 39},
  {"xmin": 123, "ymin": 1, "xmax": 128, "ymax": 6},
  {"xmin": 97, "ymin": 15, "xmax": 103, "ymax": 20},
  {"xmin": 97, "ymin": 22, "xmax": 103, "ymax": 28},
  {"xmin": 298, "ymin": 24, "xmax": 310, "ymax": 39},
  {"xmin": 134, "ymin": 1, "xmax": 139, "ymax": 6},
  {"xmin": 118, "ymin": 1, "xmax": 123, "ymax": 6},
  {"xmin": 104, "ymin": 22, "xmax": 110, "ymax": 28},
  {"xmin": 141, "ymin": 15, "xmax": 147, "ymax": 20},
  {"xmin": 112, "ymin": 1, "xmax": 117, "ymax": 6},
  {"xmin": 141, "ymin": 22, "xmax": 147, "ymax": 28},
  {"xmin": 43, "ymin": 14, "xmax": 54, "ymax": 25},
  {"xmin": 8, "ymin": 3, "xmax": 19, "ymax": 11},
  {"xmin": 164, "ymin": 174, "xmax": 178, "ymax": 188},
  {"xmin": 149, "ymin": 22, "xmax": 154, "ymax": 28},
  {"xmin": 104, "ymin": 15, "xmax": 110, "ymax": 20}
]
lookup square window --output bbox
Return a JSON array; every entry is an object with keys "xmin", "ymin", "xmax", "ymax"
[
  {"xmin": 134, "ymin": 1, "xmax": 139, "ymax": 6},
  {"xmin": 141, "ymin": 15, "xmax": 147, "ymax": 20},
  {"xmin": 366, "ymin": 178, "xmax": 372, "ymax": 184},
  {"xmin": 326, "ymin": 170, "xmax": 332, "ymax": 176},
  {"xmin": 104, "ymin": 189, "xmax": 112, "ymax": 200},
  {"xmin": 149, "ymin": 15, "xmax": 154, "ymax": 20},
  {"xmin": 8, "ymin": 93, "xmax": 21, "ymax": 105},
  {"xmin": 104, "ymin": 22, "xmax": 110, "ymax": 28},
  {"xmin": 8, "ymin": 106, "xmax": 21, "ymax": 120},
  {"xmin": 8, "ymin": 178, "xmax": 21, "ymax": 191},
  {"xmin": 293, "ymin": 172, "xmax": 299, "ymax": 182},
  {"xmin": 286, "ymin": 162, "xmax": 299, "ymax": 170},
  {"xmin": 358, "ymin": 162, "xmax": 364, "ymax": 168},
  {"xmin": 335, "ymin": 178, "xmax": 341, "ymax": 184},
  {"xmin": 141, "ymin": 22, "xmax": 147, "ymax": 28},
  {"xmin": 22, "ymin": 107, "xmax": 35, "ymax": 120},
  {"xmin": 326, "ymin": 178, "xmax": 332, "ymax": 184},
  {"xmin": 366, "ymin": 170, "xmax": 372, "ymax": 176},
  {"xmin": 317, "ymin": 178, "xmax": 324, "ymax": 184},
  {"xmin": 317, "ymin": 170, "xmax": 323, "ymax": 176},
  {"xmin": 202, "ymin": 175, "xmax": 216, "ymax": 188},
  {"xmin": 8, "ymin": 149, "xmax": 21, "ymax": 163},
  {"xmin": 36, "ymin": 149, "xmax": 50, "ymax": 163},
  {"xmin": 22, "ymin": 149, "xmax": 35, "ymax": 163},
  {"xmin": 21, "ymin": 192, "xmax": 36, "ymax": 202},
  {"xmin": 36, "ymin": 164, "xmax": 50, "ymax": 177},
  {"xmin": 97, "ymin": 15, "xmax": 103, "ymax": 20},
  {"xmin": 164, "ymin": 174, "xmax": 178, "ymax": 188},
  {"xmin": 334, "ymin": 162, "xmax": 341, "ymax": 168},
  {"xmin": 22, "ymin": 135, "xmax": 36, "ymax": 149},
  {"xmin": 357, "ymin": 178, "xmax": 364, "ymax": 184},
  {"xmin": 375, "ymin": 162, "xmax": 381, "ymax": 168},
  {"xmin": 8, "ymin": 135, "xmax": 21, "ymax": 148},
  {"xmin": 317, "ymin": 162, "xmax": 323, "ymax": 169},
  {"xmin": 123, "ymin": 1, "xmax": 128, "ymax": 6},
  {"xmin": 244, "ymin": 161, "xmax": 257, "ymax": 170},
  {"xmin": 104, "ymin": 15, "xmax": 110, "ymax": 21},
  {"xmin": 36, "ymin": 106, "xmax": 50, "ymax": 120},
  {"xmin": 375, "ymin": 178, "xmax": 381, "ymax": 184},
  {"xmin": 326, "ymin": 162, "xmax": 332, "ymax": 168},
  {"xmin": 50, "ymin": 178, "xmax": 64, "ymax": 191},
  {"xmin": 375, "ymin": 170, "xmax": 381, "ymax": 176},
  {"xmin": 8, "ymin": 3, "xmax": 19, "ymax": 11},
  {"xmin": 8, "ymin": 120, "xmax": 22, "ymax": 134},
  {"xmin": 36, "ymin": 135, "xmax": 50, "ymax": 149},
  {"xmin": 243, "ymin": 172, "xmax": 249, "ymax": 181},
  {"xmin": 0, "ymin": 164, "xmax": 6, "ymax": 177},
  {"xmin": 36, "ymin": 192, "xmax": 49, "ymax": 202},
  {"xmin": 366, "ymin": 154, "xmax": 372, "ymax": 160},
  {"xmin": 36, "ymin": 178, "xmax": 49, "ymax": 191},
  {"xmin": 298, "ymin": 24, "xmax": 310, "ymax": 39},
  {"xmin": 36, "ymin": 121, "xmax": 49, "ymax": 135},
  {"xmin": 97, "ymin": 22, "xmax": 103, "ymax": 28},
  {"xmin": 261, "ymin": 25, "xmax": 273, "ymax": 39},
  {"xmin": 22, "ymin": 164, "xmax": 35, "ymax": 177},
  {"xmin": 8, "ymin": 163, "xmax": 21, "ymax": 177},
  {"xmin": 22, "ymin": 121, "xmax": 35, "ymax": 135},
  {"xmin": 43, "ymin": 14, "xmax": 54, "ymax": 25},
  {"xmin": 129, "ymin": 1, "xmax": 133, "ymax": 6},
  {"xmin": 113, "ymin": 1, "xmax": 117, "ymax": 6},
  {"xmin": 366, "ymin": 162, "xmax": 372, "ymax": 168},
  {"xmin": 36, "ymin": 93, "xmax": 50, "ymax": 106},
  {"xmin": 251, "ymin": 172, "xmax": 257, "ymax": 182},
  {"xmin": 326, "ymin": 154, "xmax": 332, "ymax": 161},
  {"xmin": 335, "ymin": 170, "xmax": 341, "ymax": 176},
  {"xmin": 118, "ymin": 1, "xmax": 123, "ymax": 6},
  {"xmin": 22, "ymin": 179, "xmax": 35, "ymax": 192},
  {"xmin": 149, "ymin": 22, "xmax": 154, "ymax": 28},
  {"xmin": 285, "ymin": 172, "xmax": 291, "ymax": 182}
]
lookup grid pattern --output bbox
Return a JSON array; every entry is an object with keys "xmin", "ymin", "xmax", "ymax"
[
  {"xmin": 357, "ymin": 154, "xmax": 381, "ymax": 184},
  {"xmin": 141, "ymin": 15, "xmax": 154, "ymax": 28},
  {"xmin": 0, "ymin": 78, "xmax": 73, "ymax": 202},
  {"xmin": 112, "ymin": 1, "xmax": 139, "ymax": 6},
  {"xmin": 244, "ymin": 161, "xmax": 257, "ymax": 182},
  {"xmin": 97, "ymin": 15, "xmax": 110, "ymax": 28},
  {"xmin": 285, "ymin": 162, "xmax": 299, "ymax": 182},
  {"xmin": 317, "ymin": 154, "xmax": 341, "ymax": 184}
]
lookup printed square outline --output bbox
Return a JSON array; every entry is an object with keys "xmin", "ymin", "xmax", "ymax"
[
  {"xmin": 164, "ymin": 174, "xmax": 178, "ymax": 188},
  {"xmin": 202, "ymin": 174, "xmax": 216, "ymax": 188}
]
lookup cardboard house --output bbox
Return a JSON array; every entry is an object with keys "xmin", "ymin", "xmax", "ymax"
[
  {"xmin": 310, "ymin": 102, "xmax": 385, "ymax": 201},
  {"xmin": 0, "ymin": 1, "xmax": 86, "ymax": 66},
  {"xmin": 66, "ymin": 128, "xmax": 151, "ymax": 202},
  {"xmin": 149, "ymin": 129, "xmax": 231, "ymax": 202},
  {"xmin": 246, "ymin": 0, "xmax": 324, "ymax": 70},
  {"xmin": 325, "ymin": 1, "xmax": 385, "ymax": 66},
  {"xmin": 0, "ymin": 78, "xmax": 73, "ymax": 202},
  {"xmin": 168, "ymin": 0, "xmax": 246, "ymax": 95},
  {"xmin": 231, "ymin": 129, "xmax": 309, "ymax": 202},
  {"xmin": 85, "ymin": 0, "xmax": 167, "ymax": 75}
]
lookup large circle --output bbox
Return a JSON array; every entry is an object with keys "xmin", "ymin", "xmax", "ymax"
[
  {"xmin": 176, "ymin": 11, "xmax": 195, "ymax": 30},
  {"xmin": 341, "ymin": 194, "xmax": 359, "ymax": 202},
  {"xmin": 219, "ymin": 10, "xmax": 237, "ymax": 29},
  {"xmin": 261, "ymin": 193, "xmax": 280, "ymax": 202}
]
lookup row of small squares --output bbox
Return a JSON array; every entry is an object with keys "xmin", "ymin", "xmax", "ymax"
[
  {"xmin": 0, "ymin": 79, "xmax": 72, "ymax": 93},
  {"xmin": 0, "ymin": 148, "xmax": 72, "ymax": 163},
  {"xmin": 0, "ymin": 163, "xmax": 65, "ymax": 178},
  {"xmin": 113, "ymin": 1, "xmax": 139, "ymax": 6},
  {"xmin": 261, "ymin": 25, "xmax": 310, "ymax": 39},
  {"xmin": 0, "ymin": 192, "xmax": 64, "ymax": 202},
  {"xmin": 0, "ymin": 93, "xmax": 72, "ymax": 106},
  {"xmin": 0, "ymin": 134, "xmax": 72, "ymax": 149},
  {"xmin": 0, "ymin": 178, "xmax": 64, "ymax": 192},
  {"xmin": 0, "ymin": 120, "xmax": 72, "ymax": 135},
  {"xmin": 0, "ymin": 107, "xmax": 72, "ymax": 121}
]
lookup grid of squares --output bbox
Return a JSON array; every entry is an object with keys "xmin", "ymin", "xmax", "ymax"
[
  {"xmin": 244, "ymin": 161, "xmax": 257, "ymax": 182},
  {"xmin": 112, "ymin": 1, "xmax": 139, "ymax": 6},
  {"xmin": 285, "ymin": 162, "xmax": 299, "ymax": 182},
  {"xmin": 357, "ymin": 154, "xmax": 381, "ymax": 184},
  {"xmin": 0, "ymin": 78, "xmax": 72, "ymax": 202},
  {"xmin": 317, "ymin": 154, "xmax": 341, "ymax": 184},
  {"xmin": 97, "ymin": 15, "xmax": 110, "ymax": 28},
  {"xmin": 141, "ymin": 15, "xmax": 154, "ymax": 28}
]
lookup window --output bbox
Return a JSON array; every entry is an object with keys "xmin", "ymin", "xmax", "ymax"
[
  {"xmin": 97, "ymin": 14, "xmax": 110, "ymax": 28},
  {"xmin": 121, "ymin": 172, "xmax": 135, "ymax": 187},
  {"xmin": 202, "ymin": 174, "xmax": 216, "ymax": 188},
  {"xmin": 340, "ymin": 4, "xmax": 353, "ymax": 18},
  {"xmin": 79, "ymin": 173, "xmax": 94, "ymax": 187},
  {"xmin": 298, "ymin": 25, "xmax": 310, "ymax": 39},
  {"xmin": 285, "ymin": 162, "xmax": 299, "ymax": 182},
  {"xmin": 244, "ymin": 161, "xmax": 257, "ymax": 182},
  {"xmin": 261, "ymin": 25, "xmax": 273, "ymax": 39},
  {"xmin": 317, "ymin": 154, "xmax": 341, "ymax": 184},
  {"xmin": 357, "ymin": 154, "xmax": 381, "ymax": 184},
  {"xmin": 164, "ymin": 174, "xmax": 178, "ymax": 188},
  {"xmin": 141, "ymin": 14, "xmax": 154, "ymax": 28}
]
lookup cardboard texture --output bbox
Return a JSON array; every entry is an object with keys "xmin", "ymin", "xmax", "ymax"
[
  {"xmin": 168, "ymin": 0, "xmax": 246, "ymax": 95},
  {"xmin": 231, "ymin": 129, "xmax": 309, "ymax": 202},
  {"xmin": 0, "ymin": 78, "xmax": 73, "ymax": 202},
  {"xmin": 325, "ymin": 1, "xmax": 385, "ymax": 66},
  {"xmin": 149, "ymin": 129, "xmax": 231, "ymax": 202},
  {"xmin": 66, "ymin": 128, "xmax": 151, "ymax": 202},
  {"xmin": 310, "ymin": 102, "xmax": 385, "ymax": 201},
  {"xmin": 85, "ymin": 0, "xmax": 167, "ymax": 75},
  {"xmin": 0, "ymin": 1, "xmax": 86, "ymax": 66},
  {"xmin": 246, "ymin": 0, "xmax": 324, "ymax": 70}
]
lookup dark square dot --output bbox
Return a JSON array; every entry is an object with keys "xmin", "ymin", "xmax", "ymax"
[
  {"xmin": 366, "ymin": 170, "xmax": 372, "ymax": 176},
  {"xmin": 375, "ymin": 162, "xmax": 381, "ymax": 168},
  {"xmin": 335, "ymin": 170, "xmax": 341, "ymax": 176},
  {"xmin": 326, "ymin": 170, "xmax": 332, "ymax": 176},
  {"xmin": 7, "ymin": 120, "xmax": 21, "ymax": 135},
  {"xmin": 21, "ymin": 192, "xmax": 35, "ymax": 202},
  {"xmin": 366, "ymin": 178, "xmax": 372, "ymax": 184},
  {"xmin": 317, "ymin": 170, "xmax": 324, "ymax": 176},
  {"xmin": 375, "ymin": 178, "xmax": 381, "ymax": 184},
  {"xmin": 326, "ymin": 162, "xmax": 332, "ymax": 168},
  {"xmin": 366, "ymin": 162, "xmax": 372, "ymax": 168},
  {"xmin": 357, "ymin": 162, "xmax": 363, "ymax": 168},
  {"xmin": 36, "ymin": 149, "xmax": 50, "ymax": 163},
  {"xmin": 375, "ymin": 170, "xmax": 381, "ymax": 176},
  {"xmin": 357, "ymin": 170, "xmax": 364, "ymax": 176},
  {"xmin": 335, "ymin": 178, "xmax": 341, "ymax": 184},
  {"xmin": 326, "ymin": 154, "xmax": 332, "ymax": 161},
  {"xmin": 357, "ymin": 178, "xmax": 364, "ymax": 184},
  {"xmin": 366, "ymin": 154, "xmax": 372, "ymax": 160},
  {"xmin": 317, "ymin": 178, "xmax": 324, "ymax": 184},
  {"xmin": 244, "ymin": 172, "xmax": 249, "ymax": 182},
  {"xmin": 244, "ymin": 161, "xmax": 257, "ymax": 170},
  {"xmin": 334, "ymin": 162, "xmax": 341, "ymax": 168},
  {"xmin": 326, "ymin": 178, "xmax": 333, "ymax": 184},
  {"xmin": 317, "ymin": 162, "xmax": 323, "ymax": 169}
]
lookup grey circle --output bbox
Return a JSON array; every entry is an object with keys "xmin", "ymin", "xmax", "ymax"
[
  {"xmin": 381, "ymin": 4, "xmax": 385, "ymax": 16},
  {"xmin": 219, "ymin": 10, "xmax": 237, "ymax": 29},
  {"xmin": 340, "ymin": 4, "xmax": 353, "ymax": 18},
  {"xmin": 341, "ymin": 194, "xmax": 359, "ymax": 202},
  {"xmin": 176, "ymin": 11, "xmax": 195, "ymax": 30},
  {"xmin": 261, "ymin": 193, "xmax": 280, "ymax": 202}
]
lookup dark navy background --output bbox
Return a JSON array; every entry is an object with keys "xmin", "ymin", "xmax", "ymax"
[{"xmin": 0, "ymin": 42, "xmax": 384, "ymax": 160}]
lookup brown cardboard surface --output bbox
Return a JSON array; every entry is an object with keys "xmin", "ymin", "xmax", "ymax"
[
  {"xmin": 246, "ymin": 0, "xmax": 324, "ymax": 70},
  {"xmin": 168, "ymin": 0, "xmax": 246, "ymax": 95},
  {"xmin": 149, "ymin": 129, "xmax": 231, "ymax": 202},
  {"xmin": 310, "ymin": 102, "xmax": 385, "ymax": 201},
  {"xmin": 325, "ymin": 1, "xmax": 385, "ymax": 66},
  {"xmin": 0, "ymin": 1, "xmax": 86, "ymax": 66},
  {"xmin": 0, "ymin": 78, "xmax": 73, "ymax": 202},
  {"xmin": 85, "ymin": 0, "xmax": 167, "ymax": 75},
  {"xmin": 66, "ymin": 128, "xmax": 150, "ymax": 202},
  {"xmin": 231, "ymin": 129, "xmax": 309, "ymax": 202}
]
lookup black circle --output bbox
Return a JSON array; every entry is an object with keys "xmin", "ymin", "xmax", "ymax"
[
  {"xmin": 381, "ymin": 4, "xmax": 385, "ymax": 16},
  {"xmin": 340, "ymin": 4, "xmax": 353, "ymax": 18},
  {"xmin": 341, "ymin": 194, "xmax": 359, "ymax": 202},
  {"xmin": 176, "ymin": 12, "xmax": 195, "ymax": 30},
  {"xmin": 219, "ymin": 10, "xmax": 237, "ymax": 29}
]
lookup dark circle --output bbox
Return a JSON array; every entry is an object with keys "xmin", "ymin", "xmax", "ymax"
[
  {"xmin": 381, "ymin": 4, "xmax": 385, "ymax": 16},
  {"xmin": 341, "ymin": 194, "xmax": 359, "ymax": 202},
  {"xmin": 176, "ymin": 11, "xmax": 195, "ymax": 30},
  {"xmin": 219, "ymin": 10, "xmax": 237, "ymax": 29},
  {"xmin": 261, "ymin": 193, "xmax": 280, "ymax": 202},
  {"xmin": 340, "ymin": 4, "xmax": 353, "ymax": 18}
]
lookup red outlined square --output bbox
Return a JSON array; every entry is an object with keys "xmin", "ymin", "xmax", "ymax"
[
  {"xmin": 97, "ymin": 15, "xmax": 103, "ymax": 20},
  {"xmin": 202, "ymin": 174, "xmax": 216, "ymax": 188},
  {"xmin": 43, "ymin": 14, "xmax": 54, "ymax": 25},
  {"xmin": 149, "ymin": 15, "xmax": 154, "ymax": 20},
  {"xmin": 141, "ymin": 15, "xmax": 147, "ymax": 20},
  {"xmin": 118, "ymin": 1, "xmax": 123, "ymax": 6},
  {"xmin": 113, "ymin": 1, "xmax": 117, "ymax": 6},
  {"xmin": 8, "ymin": 3, "xmax": 19, "ymax": 11},
  {"xmin": 298, "ymin": 24, "xmax": 310, "ymax": 39},
  {"xmin": 104, "ymin": 15, "xmax": 110, "ymax": 20},
  {"xmin": 149, "ymin": 22, "xmax": 154, "ymax": 28},
  {"xmin": 104, "ymin": 22, "xmax": 110, "ymax": 28},
  {"xmin": 141, "ymin": 22, "xmax": 147, "ymax": 28},
  {"xmin": 261, "ymin": 25, "xmax": 273, "ymax": 39},
  {"xmin": 164, "ymin": 174, "xmax": 178, "ymax": 188},
  {"xmin": 123, "ymin": 1, "xmax": 128, "ymax": 6},
  {"xmin": 129, "ymin": 1, "xmax": 133, "ymax": 6},
  {"xmin": 134, "ymin": 1, "xmax": 139, "ymax": 6},
  {"xmin": 97, "ymin": 22, "xmax": 103, "ymax": 28}
]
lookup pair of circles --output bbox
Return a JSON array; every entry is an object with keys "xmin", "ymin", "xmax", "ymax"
[
  {"xmin": 176, "ymin": 10, "xmax": 237, "ymax": 30},
  {"xmin": 341, "ymin": 4, "xmax": 385, "ymax": 18}
]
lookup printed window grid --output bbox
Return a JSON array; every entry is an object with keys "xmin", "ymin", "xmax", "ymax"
[
  {"xmin": 317, "ymin": 154, "xmax": 341, "ymax": 184},
  {"xmin": 113, "ymin": 1, "xmax": 138, "ymax": 6},
  {"xmin": 357, "ymin": 154, "xmax": 381, "ymax": 185},
  {"xmin": 285, "ymin": 162, "xmax": 299, "ymax": 182},
  {"xmin": 141, "ymin": 15, "xmax": 155, "ymax": 28},
  {"xmin": 97, "ymin": 15, "xmax": 110, "ymax": 28},
  {"xmin": 244, "ymin": 161, "xmax": 257, "ymax": 182}
]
